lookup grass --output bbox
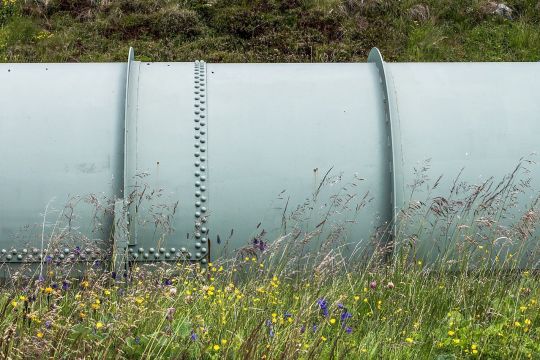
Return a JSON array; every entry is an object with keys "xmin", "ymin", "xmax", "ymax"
[
  {"xmin": 1, "ymin": 160, "xmax": 539, "ymax": 359},
  {"xmin": 0, "ymin": 246, "xmax": 538, "ymax": 358},
  {"xmin": 0, "ymin": 0, "xmax": 539, "ymax": 63}
]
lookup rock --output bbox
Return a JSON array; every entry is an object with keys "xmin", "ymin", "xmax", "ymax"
[
  {"xmin": 480, "ymin": 2, "xmax": 514, "ymax": 20},
  {"xmin": 408, "ymin": 4, "xmax": 431, "ymax": 23}
]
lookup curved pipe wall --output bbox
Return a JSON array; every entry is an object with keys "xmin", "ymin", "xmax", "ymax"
[{"xmin": 1, "ymin": 48, "xmax": 539, "ymax": 268}]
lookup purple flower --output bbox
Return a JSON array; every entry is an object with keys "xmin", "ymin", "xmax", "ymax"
[
  {"xmin": 45, "ymin": 255, "xmax": 52, "ymax": 263},
  {"xmin": 283, "ymin": 312, "xmax": 292, "ymax": 318},
  {"xmin": 190, "ymin": 331, "xmax": 198, "ymax": 341},
  {"xmin": 52, "ymin": 283, "xmax": 58, "ymax": 289},
  {"xmin": 134, "ymin": 337, "xmax": 141, "ymax": 345},
  {"xmin": 45, "ymin": 320, "xmax": 52, "ymax": 329},
  {"xmin": 300, "ymin": 325, "xmax": 306, "ymax": 334},
  {"xmin": 163, "ymin": 278, "xmax": 172, "ymax": 286},
  {"xmin": 317, "ymin": 298, "xmax": 329, "ymax": 317},
  {"xmin": 62, "ymin": 281, "xmax": 69, "ymax": 291},
  {"xmin": 341, "ymin": 311, "xmax": 352, "ymax": 322},
  {"xmin": 111, "ymin": 272, "xmax": 117, "ymax": 280},
  {"xmin": 345, "ymin": 326, "xmax": 352, "ymax": 334},
  {"xmin": 252, "ymin": 238, "xmax": 268, "ymax": 252},
  {"xmin": 369, "ymin": 280, "xmax": 377, "ymax": 290},
  {"xmin": 312, "ymin": 324, "xmax": 318, "ymax": 332}
]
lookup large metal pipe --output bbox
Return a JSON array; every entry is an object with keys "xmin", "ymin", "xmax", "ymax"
[{"xmin": 1, "ymin": 48, "xmax": 539, "ymax": 268}]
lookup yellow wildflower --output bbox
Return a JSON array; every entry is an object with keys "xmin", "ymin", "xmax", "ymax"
[
  {"xmin": 405, "ymin": 338, "xmax": 414, "ymax": 344},
  {"xmin": 329, "ymin": 318, "xmax": 336, "ymax": 325},
  {"xmin": 44, "ymin": 287, "xmax": 53, "ymax": 294},
  {"xmin": 221, "ymin": 339, "xmax": 227, "ymax": 345},
  {"xmin": 96, "ymin": 322, "xmax": 104, "ymax": 329},
  {"xmin": 447, "ymin": 330, "xmax": 455, "ymax": 336},
  {"xmin": 213, "ymin": 344, "xmax": 220, "ymax": 351},
  {"xmin": 37, "ymin": 332, "xmax": 44, "ymax": 338}
]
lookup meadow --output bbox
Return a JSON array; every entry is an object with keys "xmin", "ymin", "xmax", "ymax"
[{"xmin": 1, "ymin": 160, "xmax": 540, "ymax": 359}]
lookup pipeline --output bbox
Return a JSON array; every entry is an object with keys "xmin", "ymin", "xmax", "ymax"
[{"xmin": 1, "ymin": 48, "xmax": 539, "ymax": 271}]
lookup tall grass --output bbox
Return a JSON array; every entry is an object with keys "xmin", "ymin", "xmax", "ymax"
[{"xmin": 1, "ymin": 158, "xmax": 539, "ymax": 359}]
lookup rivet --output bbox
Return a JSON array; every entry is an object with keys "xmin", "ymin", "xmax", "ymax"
[
  {"xmin": 159, "ymin": 248, "xmax": 165, "ymax": 253},
  {"xmin": 194, "ymin": 153, "xmax": 200, "ymax": 158},
  {"xmin": 186, "ymin": 252, "xmax": 192, "ymax": 259},
  {"xmin": 195, "ymin": 252, "xmax": 201, "ymax": 258},
  {"xmin": 201, "ymin": 237, "xmax": 207, "ymax": 243},
  {"xmin": 138, "ymin": 247, "xmax": 144, "ymax": 253},
  {"xmin": 194, "ymin": 118, "xmax": 200, "ymax": 123},
  {"xmin": 195, "ymin": 191, "xmax": 201, "ymax": 197},
  {"xmin": 195, "ymin": 242, "xmax": 201, "ymax": 248},
  {"xmin": 33, "ymin": 248, "xmax": 39, "ymax": 254},
  {"xmin": 200, "ymin": 186, "xmax": 206, "ymax": 191},
  {"xmin": 194, "ymin": 103, "xmax": 199, "ymax": 107},
  {"xmin": 128, "ymin": 248, "xmax": 134, "ymax": 253},
  {"xmin": 165, "ymin": 252, "xmax": 170, "ymax": 258},
  {"xmin": 201, "ymin": 217, "xmax": 207, "ymax": 223},
  {"xmin": 195, "ymin": 181, "xmax": 201, "ymax": 187},
  {"xmin": 195, "ymin": 161, "xmax": 201, "ymax": 167},
  {"xmin": 196, "ymin": 201, "xmax": 201, "ymax": 207},
  {"xmin": 154, "ymin": 253, "xmax": 160, "ymax": 258},
  {"xmin": 64, "ymin": 248, "xmax": 70, "ymax": 254},
  {"xmin": 194, "ymin": 126, "xmax": 200, "ymax": 130},
  {"xmin": 12, "ymin": 249, "xmax": 17, "ymax": 254},
  {"xmin": 194, "ymin": 110, "xmax": 200, "ymax": 115},
  {"xmin": 201, "ymin": 196, "xmax": 207, "ymax": 202},
  {"xmin": 200, "ymin": 122, "xmax": 206, "ymax": 126},
  {"xmin": 201, "ymin": 207, "xmax": 207, "ymax": 213},
  {"xmin": 201, "ymin": 259, "xmax": 207, "ymax": 264},
  {"xmin": 200, "ymin": 175, "xmax": 206, "ymax": 181},
  {"xmin": 200, "ymin": 139, "xmax": 206, "ymax": 144},
  {"xmin": 60, "ymin": 254, "xmax": 65, "ymax": 259},
  {"xmin": 17, "ymin": 254, "xmax": 23, "ymax": 260},
  {"xmin": 201, "ymin": 247, "xmax": 207, "ymax": 253},
  {"xmin": 195, "ymin": 212, "xmax": 201, "ymax": 218},
  {"xmin": 1, "ymin": 249, "xmax": 6, "ymax": 254},
  {"xmin": 195, "ymin": 134, "xmax": 200, "ymax": 139},
  {"xmin": 132, "ymin": 253, "xmax": 138, "ymax": 259},
  {"xmin": 170, "ymin": 248, "xmax": 176, "ymax": 253},
  {"xmin": 195, "ymin": 232, "xmax": 201, "ymax": 238},
  {"xmin": 144, "ymin": 253, "xmax": 149, "ymax": 259},
  {"xmin": 6, "ymin": 255, "xmax": 12, "ymax": 260},
  {"xmin": 200, "ymin": 165, "xmax": 206, "ymax": 171},
  {"xmin": 181, "ymin": 247, "xmax": 187, "ymax": 252},
  {"xmin": 200, "ymin": 130, "xmax": 206, "ymax": 135},
  {"xmin": 194, "ymin": 143, "xmax": 200, "ymax": 148},
  {"xmin": 200, "ymin": 147, "xmax": 206, "ymax": 153},
  {"xmin": 200, "ymin": 114, "xmax": 206, "ymax": 118},
  {"xmin": 201, "ymin": 227, "xmax": 207, "ymax": 233},
  {"xmin": 22, "ymin": 248, "xmax": 28, "ymax": 254},
  {"xmin": 195, "ymin": 172, "xmax": 200, "ymax": 177},
  {"xmin": 149, "ymin": 248, "xmax": 155, "ymax": 253}
]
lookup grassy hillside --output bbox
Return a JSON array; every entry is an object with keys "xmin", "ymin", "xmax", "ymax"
[{"xmin": 1, "ymin": 0, "xmax": 539, "ymax": 63}]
